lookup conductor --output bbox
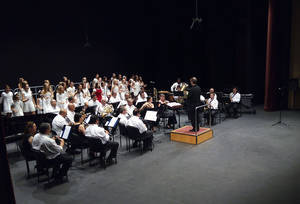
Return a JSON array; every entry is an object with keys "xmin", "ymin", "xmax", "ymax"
[{"xmin": 187, "ymin": 77, "xmax": 202, "ymax": 132}]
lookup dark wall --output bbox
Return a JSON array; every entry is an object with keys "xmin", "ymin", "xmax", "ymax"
[{"xmin": 1, "ymin": 0, "xmax": 268, "ymax": 103}]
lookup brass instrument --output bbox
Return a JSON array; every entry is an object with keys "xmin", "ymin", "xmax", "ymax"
[{"xmin": 101, "ymin": 104, "xmax": 114, "ymax": 118}]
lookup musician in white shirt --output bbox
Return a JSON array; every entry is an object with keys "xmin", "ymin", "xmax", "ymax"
[
  {"xmin": 205, "ymin": 93, "xmax": 218, "ymax": 125},
  {"xmin": 117, "ymin": 93, "xmax": 130, "ymax": 109},
  {"xmin": 52, "ymin": 109, "xmax": 69, "ymax": 136},
  {"xmin": 117, "ymin": 106, "xmax": 128, "ymax": 126},
  {"xmin": 125, "ymin": 98, "xmax": 136, "ymax": 117},
  {"xmin": 208, "ymin": 88, "xmax": 217, "ymax": 100},
  {"xmin": 136, "ymin": 91, "xmax": 147, "ymax": 106},
  {"xmin": 127, "ymin": 109, "xmax": 153, "ymax": 151},
  {"xmin": 88, "ymin": 94, "xmax": 101, "ymax": 107},
  {"xmin": 170, "ymin": 78, "xmax": 183, "ymax": 92},
  {"xmin": 226, "ymin": 87, "xmax": 241, "ymax": 118},
  {"xmin": 47, "ymin": 99, "xmax": 60, "ymax": 114},
  {"xmin": 67, "ymin": 103, "xmax": 75, "ymax": 123},
  {"xmin": 32, "ymin": 123, "xmax": 72, "ymax": 181},
  {"xmin": 85, "ymin": 115, "xmax": 119, "ymax": 164},
  {"xmin": 109, "ymin": 91, "xmax": 121, "ymax": 104}
]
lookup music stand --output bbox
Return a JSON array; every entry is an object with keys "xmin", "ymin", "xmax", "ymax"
[{"xmin": 272, "ymin": 88, "xmax": 288, "ymax": 127}]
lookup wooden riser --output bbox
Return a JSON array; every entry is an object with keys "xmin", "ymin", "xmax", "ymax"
[{"xmin": 170, "ymin": 126, "xmax": 213, "ymax": 145}]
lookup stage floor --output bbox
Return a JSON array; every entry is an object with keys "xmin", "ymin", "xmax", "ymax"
[{"xmin": 6, "ymin": 106, "xmax": 300, "ymax": 204}]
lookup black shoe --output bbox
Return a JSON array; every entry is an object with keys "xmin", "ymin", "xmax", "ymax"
[{"xmin": 189, "ymin": 129, "xmax": 196, "ymax": 132}]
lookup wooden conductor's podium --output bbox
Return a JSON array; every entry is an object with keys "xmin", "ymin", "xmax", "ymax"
[{"xmin": 170, "ymin": 126, "xmax": 213, "ymax": 145}]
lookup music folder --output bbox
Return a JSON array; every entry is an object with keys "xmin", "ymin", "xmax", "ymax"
[
  {"xmin": 60, "ymin": 125, "xmax": 72, "ymax": 140},
  {"xmin": 144, "ymin": 111, "xmax": 157, "ymax": 122}
]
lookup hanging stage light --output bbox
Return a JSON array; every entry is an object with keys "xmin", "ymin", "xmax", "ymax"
[{"xmin": 190, "ymin": 0, "xmax": 203, "ymax": 29}]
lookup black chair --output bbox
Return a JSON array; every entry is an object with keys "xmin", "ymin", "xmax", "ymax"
[
  {"xmin": 32, "ymin": 150, "xmax": 58, "ymax": 183},
  {"xmin": 68, "ymin": 133, "xmax": 90, "ymax": 165},
  {"xmin": 17, "ymin": 139, "xmax": 36, "ymax": 179},
  {"xmin": 118, "ymin": 123, "xmax": 128, "ymax": 150},
  {"xmin": 126, "ymin": 126, "xmax": 144, "ymax": 153},
  {"xmin": 87, "ymin": 137, "xmax": 110, "ymax": 169}
]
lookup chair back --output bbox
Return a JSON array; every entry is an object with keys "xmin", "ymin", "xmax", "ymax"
[
  {"xmin": 126, "ymin": 126, "xmax": 141, "ymax": 140},
  {"xmin": 119, "ymin": 123, "xmax": 127, "ymax": 136},
  {"xmin": 87, "ymin": 137, "xmax": 104, "ymax": 152}
]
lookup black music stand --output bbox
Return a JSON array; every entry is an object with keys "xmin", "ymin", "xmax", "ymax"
[{"xmin": 272, "ymin": 88, "xmax": 288, "ymax": 127}]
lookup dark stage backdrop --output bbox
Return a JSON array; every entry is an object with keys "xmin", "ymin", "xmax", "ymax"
[{"xmin": 1, "ymin": 0, "xmax": 268, "ymax": 103}]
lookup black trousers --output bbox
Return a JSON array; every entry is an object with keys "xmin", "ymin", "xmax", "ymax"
[
  {"xmin": 204, "ymin": 109, "xmax": 217, "ymax": 124},
  {"xmin": 50, "ymin": 153, "xmax": 73, "ymax": 179},
  {"xmin": 141, "ymin": 131, "xmax": 153, "ymax": 149},
  {"xmin": 188, "ymin": 106, "xmax": 203, "ymax": 130},
  {"xmin": 226, "ymin": 102, "xmax": 239, "ymax": 117},
  {"xmin": 103, "ymin": 141, "xmax": 119, "ymax": 159}
]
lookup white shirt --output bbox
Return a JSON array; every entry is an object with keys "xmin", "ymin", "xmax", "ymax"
[
  {"xmin": 88, "ymin": 99, "xmax": 100, "ymax": 107},
  {"xmin": 127, "ymin": 116, "xmax": 147, "ymax": 134},
  {"xmin": 207, "ymin": 98, "xmax": 218, "ymax": 110},
  {"xmin": 117, "ymin": 100, "xmax": 128, "ymax": 108},
  {"xmin": 109, "ymin": 95, "xmax": 121, "ymax": 104},
  {"xmin": 136, "ymin": 95, "xmax": 147, "ymax": 105},
  {"xmin": 47, "ymin": 105, "xmax": 60, "ymax": 114},
  {"xmin": 67, "ymin": 109, "xmax": 75, "ymax": 123},
  {"xmin": 32, "ymin": 133, "xmax": 63, "ymax": 159},
  {"xmin": 126, "ymin": 104, "xmax": 136, "ymax": 116},
  {"xmin": 52, "ymin": 114, "xmax": 68, "ymax": 136},
  {"xmin": 171, "ymin": 82, "xmax": 181, "ymax": 92},
  {"xmin": 75, "ymin": 92, "xmax": 85, "ymax": 106},
  {"xmin": 118, "ymin": 113, "xmax": 128, "ymax": 126},
  {"xmin": 85, "ymin": 124, "xmax": 110, "ymax": 144},
  {"xmin": 230, "ymin": 92, "xmax": 241, "ymax": 103}
]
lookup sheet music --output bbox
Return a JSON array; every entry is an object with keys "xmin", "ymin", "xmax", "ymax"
[
  {"xmin": 60, "ymin": 125, "xmax": 71, "ymax": 140},
  {"xmin": 85, "ymin": 115, "xmax": 92, "ymax": 124},
  {"xmin": 106, "ymin": 117, "xmax": 119, "ymax": 127},
  {"xmin": 167, "ymin": 102, "xmax": 182, "ymax": 107},
  {"xmin": 144, "ymin": 111, "xmax": 157, "ymax": 122}
]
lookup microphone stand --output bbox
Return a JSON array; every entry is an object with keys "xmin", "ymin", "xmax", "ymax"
[
  {"xmin": 272, "ymin": 88, "xmax": 288, "ymax": 127},
  {"xmin": 194, "ymin": 104, "xmax": 209, "ymax": 135}
]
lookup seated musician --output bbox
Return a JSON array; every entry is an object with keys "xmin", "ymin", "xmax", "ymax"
[
  {"xmin": 85, "ymin": 115, "xmax": 119, "ymax": 164},
  {"xmin": 68, "ymin": 113, "xmax": 89, "ymax": 154},
  {"xmin": 117, "ymin": 93, "xmax": 130, "ymax": 109},
  {"xmin": 158, "ymin": 94, "xmax": 177, "ymax": 129},
  {"xmin": 204, "ymin": 93, "xmax": 219, "ymax": 125},
  {"xmin": 87, "ymin": 94, "xmax": 101, "ymax": 108},
  {"xmin": 117, "ymin": 106, "xmax": 129, "ymax": 126},
  {"xmin": 48, "ymin": 99, "xmax": 60, "ymax": 114},
  {"xmin": 226, "ymin": 87, "xmax": 241, "ymax": 118},
  {"xmin": 208, "ymin": 88, "xmax": 217, "ymax": 99},
  {"xmin": 32, "ymin": 123, "xmax": 72, "ymax": 182},
  {"xmin": 52, "ymin": 109, "xmax": 70, "ymax": 136},
  {"xmin": 21, "ymin": 121, "xmax": 37, "ymax": 160},
  {"xmin": 109, "ymin": 91, "xmax": 121, "ymax": 104},
  {"xmin": 125, "ymin": 98, "xmax": 136, "ymax": 117},
  {"xmin": 170, "ymin": 78, "xmax": 182, "ymax": 92},
  {"xmin": 135, "ymin": 91, "xmax": 147, "ymax": 106},
  {"xmin": 97, "ymin": 98, "xmax": 114, "ymax": 118},
  {"xmin": 67, "ymin": 103, "xmax": 76, "ymax": 123},
  {"xmin": 127, "ymin": 109, "xmax": 153, "ymax": 151},
  {"xmin": 139, "ymin": 96, "xmax": 158, "ymax": 131}
]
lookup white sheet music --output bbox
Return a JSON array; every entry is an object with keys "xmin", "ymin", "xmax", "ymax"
[
  {"xmin": 85, "ymin": 115, "xmax": 92, "ymax": 124},
  {"xmin": 106, "ymin": 117, "xmax": 119, "ymax": 127},
  {"xmin": 60, "ymin": 125, "xmax": 71, "ymax": 140},
  {"xmin": 167, "ymin": 102, "xmax": 182, "ymax": 107},
  {"xmin": 144, "ymin": 111, "xmax": 157, "ymax": 122}
]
